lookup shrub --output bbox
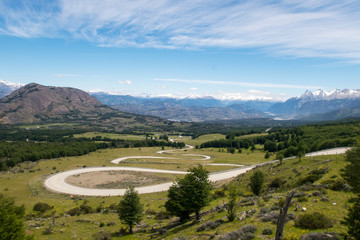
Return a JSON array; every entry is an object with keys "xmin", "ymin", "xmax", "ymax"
[
  {"xmin": 213, "ymin": 189, "xmax": 226, "ymax": 199},
  {"xmin": 249, "ymin": 171, "xmax": 265, "ymax": 196},
  {"xmin": 197, "ymin": 219, "xmax": 225, "ymax": 232},
  {"xmin": 295, "ymin": 212, "xmax": 334, "ymax": 229},
  {"xmin": 67, "ymin": 207, "xmax": 81, "ymax": 216},
  {"xmin": 269, "ymin": 177, "xmax": 284, "ymax": 189},
  {"xmin": 260, "ymin": 211, "xmax": 279, "ymax": 223},
  {"xmin": 297, "ymin": 196, "xmax": 308, "ymax": 202},
  {"xmin": 80, "ymin": 202, "xmax": 94, "ymax": 214},
  {"xmin": 219, "ymin": 225, "xmax": 257, "ymax": 240},
  {"xmin": 299, "ymin": 232, "xmax": 340, "ymax": 240},
  {"xmin": 33, "ymin": 202, "xmax": 52, "ymax": 213},
  {"xmin": 262, "ymin": 228, "xmax": 273, "ymax": 235},
  {"xmin": 154, "ymin": 210, "xmax": 171, "ymax": 220},
  {"xmin": 297, "ymin": 175, "xmax": 323, "ymax": 186},
  {"xmin": 329, "ymin": 180, "xmax": 346, "ymax": 191},
  {"xmin": 42, "ymin": 227, "xmax": 53, "ymax": 235},
  {"xmin": 93, "ymin": 231, "xmax": 112, "ymax": 240}
]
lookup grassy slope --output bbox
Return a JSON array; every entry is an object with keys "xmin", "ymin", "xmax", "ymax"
[{"xmin": 0, "ymin": 132, "xmax": 353, "ymax": 239}]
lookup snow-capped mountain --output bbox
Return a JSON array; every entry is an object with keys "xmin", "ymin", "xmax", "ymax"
[
  {"xmin": 268, "ymin": 89, "xmax": 360, "ymax": 119},
  {"xmin": 0, "ymin": 80, "xmax": 24, "ymax": 98},
  {"xmin": 299, "ymin": 89, "xmax": 360, "ymax": 101}
]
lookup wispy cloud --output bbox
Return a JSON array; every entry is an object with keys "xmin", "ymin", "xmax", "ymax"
[
  {"xmin": 118, "ymin": 80, "xmax": 132, "ymax": 85},
  {"xmin": 154, "ymin": 78, "xmax": 322, "ymax": 90},
  {"xmin": 1, "ymin": 1, "xmax": 360, "ymax": 61},
  {"xmin": 52, "ymin": 73, "xmax": 82, "ymax": 78}
]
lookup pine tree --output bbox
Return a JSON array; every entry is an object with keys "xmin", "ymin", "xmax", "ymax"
[
  {"xmin": 118, "ymin": 186, "xmax": 143, "ymax": 233},
  {"xmin": 342, "ymin": 147, "xmax": 360, "ymax": 239},
  {"xmin": 165, "ymin": 165, "xmax": 212, "ymax": 221},
  {"xmin": 249, "ymin": 170, "xmax": 265, "ymax": 196},
  {"xmin": 226, "ymin": 185, "xmax": 238, "ymax": 222},
  {"xmin": 0, "ymin": 194, "xmax": 33, "ymax": 240}
]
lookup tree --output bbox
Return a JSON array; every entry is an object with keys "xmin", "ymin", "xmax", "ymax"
[
  {"xmin": 342, "ymin": 147, "xmax": 360, "ymax": 239},
  {"xmin": 165, "ymin": 165, "xmax": 212, "ymax": 221},
  {"xmin": 264, "ymin": 151, "xmax": 270, "ymax": 159},
  {"xmin": 276, "ymin": 153, "xmax": 284, "ymax": 165},
  {"xmin": 249, "ymin": 170, "xmax": 265, "ymax": 196},
  {"xmin": 296, "ymin": 143, "xmax": 306, "ymax": 162},
  {"xmin": 343, "ymin": 197, "xmax": 360, "ymax": 240},
  {"xmin": 275, "ymin": 191, "xmax": 295, "ymax": 240},
  {"xmin": 226, "ymin": 185, "xmax": 238, "ymax": 222},
  {"xmin": 343, "ymin": 147, "xmax": 360, "ymax": 194},
  {"xmin": 0, "ymin": 194, "xmax": 33, "ymax": 240},
  {"xmin": 118, "ymin": 186, "xmax": 143, "ymax": 233}
]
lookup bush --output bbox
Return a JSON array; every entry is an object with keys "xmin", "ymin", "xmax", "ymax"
[
  {"xmin": 197, "ymin": 219, "xmax": 225, "ymax": 232},
  {"xmin": 269, "ymin": 177, "xmax": 284, "ymax": 189},
  {"xmin": 295, "ymin": 212, "xmax": 334, "ymax": 229},
  {"xmin": 80, "ymin": 202, "xmax": 94, "ymax": 214},
  {"xmin": 93, "ymin": 231, "xmax": 112, "ymax": 240},
  {"xmin": 329, "ymin": 180, "xmax": 346, "ymax": 191},
  {"xmin": 213, "ymin": 189, "xmax": 226, "ymax": 199},
  {"xmin": 249, "ymin": 171, "xmax": 265, "ymax": 196},
  {"xmin": 67, "ymin": 207, "xmax": 81, "ymax": 216},
  {"xmin": 33, "ymin": 202, "xmax": 52, "ymax": 213},
  {"xmin": 42, "ymin": 227, "xmax": 53, "ymax": 235},
  {"xmin": 299, "ymin": 232, "xmax": 339, "ymax": 240},
  {"xmin": 262, "ymin": 228, "xmax": 273, "ymax": 235},
  {"xmin": 297, "ymin": 196, "xmax": 308, "ymax": 202},
  {"xmin": 219, "ymin": 225, "xmax": 257, "ymax": 240},
  {"xmin": 154, "ymin": 210, "xmax": 171, "ymax": 220}
]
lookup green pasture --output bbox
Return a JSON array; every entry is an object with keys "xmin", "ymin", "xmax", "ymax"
[
  {"xmin": 73, "ymin": 132, "xmax": 146, "ymax": 140},
  {"xmin": 0, "ymin": 136, "xmax": 352, "ymax": 239}
]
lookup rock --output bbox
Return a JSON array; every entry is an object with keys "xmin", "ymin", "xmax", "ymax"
[{"xmin": 237, "ymin": 211, "xmax": 247, "ymax": 221}]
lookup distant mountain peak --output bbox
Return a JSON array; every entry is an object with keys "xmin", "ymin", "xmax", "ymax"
[
  {"xmin": 0, "ymin": 79, "xmax": 24, "ymax": 98},
  {"xmin": 298, "ymin": 88, "xmax": 360, "ymax": 101}
]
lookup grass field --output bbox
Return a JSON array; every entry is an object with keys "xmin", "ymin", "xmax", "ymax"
[
  {"xmin": 0, "ymin": 132, "xmax": 353, "ymax": 239},
  {"xmin": 73, "ymin": 132, "xmax": 147, "ymax": 140}
]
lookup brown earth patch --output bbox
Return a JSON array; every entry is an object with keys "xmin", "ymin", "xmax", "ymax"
[{"xmin": 65, "ymin": 170, "xmax": 175, "ymax": 189}]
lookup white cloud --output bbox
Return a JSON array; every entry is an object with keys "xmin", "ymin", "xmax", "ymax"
[
  {"xmin": 190, "ymin": 87, "xmax": 198, "ymax": 91},
  {"xmin": 248, "ymin": 89, "xmax": 271, "ymax": 95},
  {"xmin": 1, "ymin": 1, "xmax": 360, "ymax": 61},
  {"xmin": 118, "ymin": 80, "xmax": 132, "ymax": 85},
  {"xmin": 52, "ymin": 73, "xmax": 82, "ymax": 78},
  {"xmin": 154, "ymin": 78, "xmax": 322, "ymax": 90}
]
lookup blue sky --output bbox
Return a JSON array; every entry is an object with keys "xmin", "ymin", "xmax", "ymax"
[{"xmin": 0, "ymin": 0, "xmax": 360, "ymax": 101}]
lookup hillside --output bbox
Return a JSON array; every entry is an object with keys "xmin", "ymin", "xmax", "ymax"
[{"xmin": 0, "ymin": 83, "xmax": 116, "ymax": 124}]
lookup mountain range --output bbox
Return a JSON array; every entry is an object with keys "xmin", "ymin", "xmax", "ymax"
[
  {"xmin": 92, "ymin": 89, "xmax": 360, "ymax": 122},
  {"xmin": 0, "ymin": 80, "xmax": 359, "ymax": 123}
]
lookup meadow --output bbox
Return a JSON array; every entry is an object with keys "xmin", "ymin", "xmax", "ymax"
[{"xmin": 0, "ymin": 131, "xmax": 355, "ymax": 239}]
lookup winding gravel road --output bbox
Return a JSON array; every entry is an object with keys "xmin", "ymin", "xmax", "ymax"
[{"xmin": 44, "ymin": 146, "xmax": 351, "ymax": 196}]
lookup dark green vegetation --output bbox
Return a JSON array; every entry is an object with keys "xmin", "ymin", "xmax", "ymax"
[
  {"xmin": 118, "ymin": 186, "xmax": 144, "ymax": 233},
  {"xmin": 200, "ymin": 120, "xmax": 360, "ymax": 158},
  {"xmin": 342, "ymin": 147, "xmax": 360, "ymax": 240},
  {"xmin": 249, "ymin": 171, "xmax": 265, "ymax": 196},
  {"xmin": 165, "ymin": 165, "xmax": 212, "ymax": 221},
  {"xmin": 0, "ymin": 126, "xmax": 185, "ymax": 170},
  {"xmin": 0, "ymin": 194, "xmax": 33, "ymax": 240}
]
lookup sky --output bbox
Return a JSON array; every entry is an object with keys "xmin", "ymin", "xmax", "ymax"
[{"xmin": 0, "ymin": 0, "xmax": 360, "ymax": 101}]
